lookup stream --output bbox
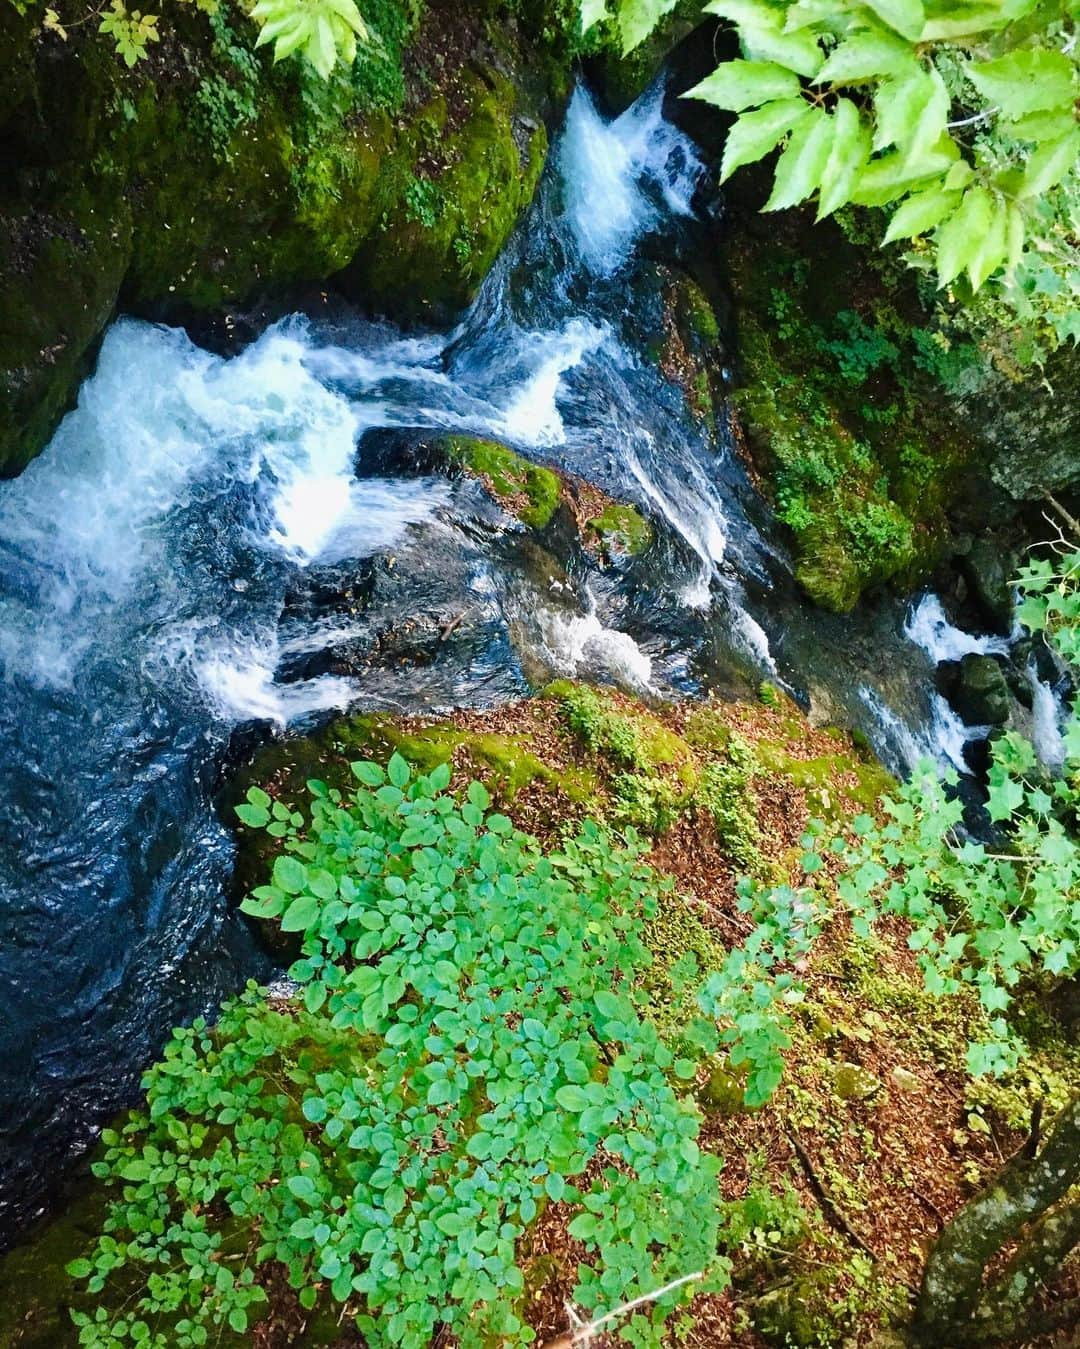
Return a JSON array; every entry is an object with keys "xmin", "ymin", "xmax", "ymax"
[{"xmin": 0, "ymin": 79, "xmax": 1064, "ymax": 1237}]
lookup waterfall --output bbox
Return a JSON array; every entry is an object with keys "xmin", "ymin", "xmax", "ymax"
[{"xmin": 0, "ymin": 76, "xmax": 1036, "ymax": 1227}]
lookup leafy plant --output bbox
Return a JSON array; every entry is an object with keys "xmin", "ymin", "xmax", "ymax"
[
  {"xmin": 251, "ymin": 0, "xmax": 371, "ymax": 78},
  {"xmin": 588, "ymin": 0, "xmax": 1080, "ymax": 346},
  {"xmin": 67, "ymin": 757, "xmax": 742, "ymax": 1347}
]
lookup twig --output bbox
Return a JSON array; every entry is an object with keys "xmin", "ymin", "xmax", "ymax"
[
  {"xmin": 913, "ymin": 1188, "xmax": 947, "ymax": 1229},
  {"xmin": 785, "ymin": 1129, "xmax": 879, "ymax": 1262},
  {"xmin": 1045, "ymin": 492, "xmax": 1080, "ymax": 540},
  {"xmin": 541, "ymin": 1270, "xmax": 704, "ymax": 1347}
]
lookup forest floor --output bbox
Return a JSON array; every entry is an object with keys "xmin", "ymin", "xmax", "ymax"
[{"xmin": 239, "ymin": 684, "xmax": 1080, "ymax": 1348}]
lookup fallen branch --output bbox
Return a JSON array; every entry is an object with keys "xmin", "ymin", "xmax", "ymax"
[
  {"xmin": 785, "ymin": 1129, "xmax": 878, "ymax": 1262},
  {"xmin": 541, "ymin": 1270, "xmax": 704, "ymax": 1348}
]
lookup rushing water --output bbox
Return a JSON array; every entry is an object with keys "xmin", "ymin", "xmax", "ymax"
[{"xmin": 0, "ymin": 80, "xmax": 1054, "ymax": 1235}]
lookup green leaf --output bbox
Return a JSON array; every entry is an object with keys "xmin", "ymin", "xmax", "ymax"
[
  {"xmin": 859, "ymin": 0, "xmax": 925, "ymax": 41},
  {"xmin": 234, "ymin": 803, "xmax": 270, "ymax": 828},
  {"xmin": 763, "ymin": 106, "xmax": 833, "ymax": 210},
  {"xmin": 966, "ymin": 50, "xmax": 1076, "ymax": 120},
  {"xmin": 274, "ymin": 855, "xmax": 308, "ymax": 895},
  {"xmin": 228, "ymin": 1310, "xmax": 247, "ymax": 1335},
  {"xmin": 685, "ymin": 59, "xmax": 803, "ymax": 112},
  {"xmin": 738, "ymin": 21, "xmax": 824, "ymax": 79},
  {"xmin": 351, "ymin": 760, "xmax": 384, "ymax": 786},
  {"xmin": 387, "ymin": 753, "xmax": 410, "ymax": 790},
  {"xmin": 934, "ymin": 185, "xmax": 994, "ymax": 288},
  {"xmin": 816, "ymin": 97, "xmax": 871, "ymax": 218},
  {"xmin": 281, "ymin": 894, "xmax": 320, "ymax": 932},
  {"xmin": 719, "ymin": 98, "xmax": 813, "ymax": 182},
  {"xmin": 1018, "ymin": 129, "xmax": 1080, "ymax": 199},
  {"xmin": 428, "ymin": 760, "xmax": 452, "ymax": 792},
  {"xmin": 467, "ymin": 780, "xmax": 491, "ymax": 810},
  {"xmin": 555, "ymin": 1084, "xmax": 591, "ymax": 1112},
  {"xmin": 302, "ymin": 1096, "xmax": 328, "ymax": 1123},
  {"xmin": 617, "ymin": 0, "xmax": 678, "ymax": 53},
  {"xmin": 65, "ymin": 1259, "xmax": 93, "ymax": 1279},
  {"xmin": 966, "ymin": 195, "xmax": 1008, "ymax": 289},
  {"xmin": 883, "ymin": 185, "xmax": 962, "ymax": 242},
  {"xmin": 814, "ymin": 30, "xmax": 919, "ymax": 85},
  {"xmin": 873, "ymin": 67, "xmax": 947, "ymax": 158},
  {"xmin": 580, "ymin": 0, "xmax": 609, "ymax": 33}
]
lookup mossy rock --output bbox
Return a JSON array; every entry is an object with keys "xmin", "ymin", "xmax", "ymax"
[
  {"xmin": 723, "ymin": 199, "xmax": 977, "ymax": 611},
  {"xmin": 585, "ymin": 502, "xmax": 654, "ymax": 559},
  {"xmin": 442, "ymin": 434, "xmax": 562, "ymax": 529},
  {"xmin": 341, "ymin": 70, "xmax": 547, "ymax": 323},
  {"xmin": 0, "ymin": 1182, "xmax": 109, "ymax": 1348},
  {"xmin": 0, "ymin": 182, "xmax": 132, "ymax": 476}
]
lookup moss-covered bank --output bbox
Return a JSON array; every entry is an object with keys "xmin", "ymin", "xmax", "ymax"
[{"xmin": 0, "ymin": 0, "xmax": 572, "ymax": 476}]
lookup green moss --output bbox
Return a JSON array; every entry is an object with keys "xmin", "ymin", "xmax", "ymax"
[
  {"xmin": 346, "ymin": 70, "xmax": 548, "ymax": 321},
  {"xmin": 444, "ymin": 435, "xmax": 561, "ymax": 529},
  {"xmin": 550, "ymin": 682, "xmax": 693, "ymax": 774},
  {"xmin": 727, "ymin": 218, "xmax": 975, "ymax": 611},
  {"xmin": 0, "ymin": 1182, "xmax": 109, "ymax": 1348},
  {"xmin": 585, "ymin": 503, "xmax": 654, "ymax": 558},
  {"xmin": 695, "ymin": 735, "xmax": 762, "ymax": 873}
]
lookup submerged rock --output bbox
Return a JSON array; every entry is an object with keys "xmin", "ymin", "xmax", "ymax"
[{"xmin": 949, "ymin": 653, "xmax": 1011, "ymax": 727}]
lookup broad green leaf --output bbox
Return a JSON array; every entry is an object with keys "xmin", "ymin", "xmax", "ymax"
[
  {"xmin": 618, "ymin": 0, "xmax": 679, "ymax": 52},
  {"xmin": 934, "ymin": 185, "xmax": 995, "ymax": 287},
  {"xmin": 816, "ymin": 97, "xmax": 871, "ymax": 218},
  {"xmin": 388, "ymin": 752, "xmax": 410, "ymax": 789},
  {"xmin": 920, "ymin": 5, "xmax": 1019, "ymax": 40},
  {"xmin": 1008, "ymin": 109, "xmax": 1079, "ymax": 143},
  {"xmin": 763, "ymin": 106, "xmax": 833, "ymax": 210},
  {"xmin": 580, "ymin": 0, "xmax": 609, "ymax": 33},
  {"xmin": 967, "ymin": 50, "xmax": 1076, "ymax": 120},
  {"xmin": 873, "ymin": 67, "xmax": 947, "ymax": 159},
  {"xmin": 850, "ymin": 142, "xmax": 956, "ymax": 205},
  {"xmin": 351, "ymin": 760, "xmax": 384, "ymax": 786},
  {"xmin": 685, "ymin": 59, "xmax": 803, "ymax": 112},
  {"xmin": 555, "ymin": 1084, "xmax": 591, "ymax": 1111},
  {"xmin": 966, "ymin": 195, "xmax": 1008, "ymax": 289},
  {"xmin": 720, "ymin": 99, "xmax": 814, "ymax": 182},
  {"xmin": 274, "ymin": 855, "xmax": 308, "ymax": 895},
  {"xmin": 883, "ymin": 184, "xmax": 961, "ymax": 242},
  {"xmin": 1018, "ymin": 129, "xmax": 1080, "ymax": 198},
  {"xmin": 281, "ymin": 894, "xmax": 320, "ymax": 931},
  {"xmin": 860, "ymin": 0, "xmax": 925, "ymax": 40},
  {"xmin": 814, "ymin": 30, "xmax": 920, "ymax": 85},
  {"xmin": 235, "ymin": 803, "xmax": 270, "ymax": 828}
]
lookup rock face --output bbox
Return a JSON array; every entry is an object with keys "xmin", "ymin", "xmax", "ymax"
[
  {"xmin": 958, "ymin": 340, "xmax": 1080, "ymax": 503},
  {"xmin": 0, "ymin": 0, "xmax": 569, "ymax": 476},
  {"xmin": 949, "ymin": 654, "xmax": 1012, "ymax": 728}
]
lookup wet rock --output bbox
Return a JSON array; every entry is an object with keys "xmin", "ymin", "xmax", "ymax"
[
  {"xmin": 958, "ymin": 538, "xmax": 1015, "ymax": 635},
  {"xmin": 951, "ymin": 653, "xmax": 1011, "ymax": 727}
]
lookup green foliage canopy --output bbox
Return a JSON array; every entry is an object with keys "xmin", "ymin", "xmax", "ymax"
[{"xmin": 587, "ymin": 0, "xmax": 1080, "ymax": 345}]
